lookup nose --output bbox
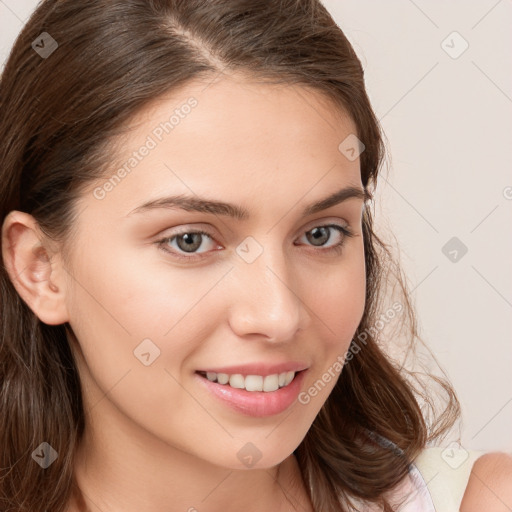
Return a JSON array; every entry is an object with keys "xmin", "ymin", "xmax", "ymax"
[{"xmin": 227, "ymin": 243, "xmax": 311, "ymax": 343}]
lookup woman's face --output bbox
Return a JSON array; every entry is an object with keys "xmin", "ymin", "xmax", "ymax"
[{"xmin": 60, "ymin": 73, "xmax": 367, "ymax": 469}]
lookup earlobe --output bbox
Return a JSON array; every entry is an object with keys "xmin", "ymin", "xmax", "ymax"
[{"xmin": 1, "ymin": 210, "xmax": 70, "ymax": 325}]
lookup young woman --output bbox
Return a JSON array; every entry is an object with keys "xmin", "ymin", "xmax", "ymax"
[{"xmin": 0, "ymin": 1, "xmax": 510, "ymax": 511}]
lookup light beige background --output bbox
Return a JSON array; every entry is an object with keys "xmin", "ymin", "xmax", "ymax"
[{"xmin": 1, "ymin": 0, "xmax": 511, "ymax": 453}]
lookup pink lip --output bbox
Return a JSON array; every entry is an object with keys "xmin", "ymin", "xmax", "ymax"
[
  {"xmin": 195, "ymin": 369, "xmax": 308, "ymax": 418},
  {"xmin": 195, "ymin": 361, "xmax": 309, "ymax": 377}
]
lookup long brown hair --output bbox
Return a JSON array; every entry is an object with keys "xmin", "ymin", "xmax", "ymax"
[{"xmin": 0, "ymin": 1, "xmax": 460, "ymax": 510}]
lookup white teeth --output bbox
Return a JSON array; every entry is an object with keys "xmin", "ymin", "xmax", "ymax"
[
  {"xmin": 201, "ymin": 371, "xmax": 297, "ymax": 392},
  {"xmin": 284, "ymin": 371, "xmax": 295, "ymax": 386},
  {"xmin": 245, "ymin": 375, "xmax": 263, "ymax": 391},
  {"xmin": 229, "ymin": 374, "xmax": 245, "ymax": 389},
  {"xmin": 217, "ymin": 373, "xmax": 229, "ymax": 385},
  {"xmin": 263, "ymin": 374, "xmax": 279, "ymax": 392}
]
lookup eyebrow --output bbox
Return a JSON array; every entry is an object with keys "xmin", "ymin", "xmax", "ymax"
[{"xmin": 126, "ymin": 185, "xmax": 370, "ymax": 220}]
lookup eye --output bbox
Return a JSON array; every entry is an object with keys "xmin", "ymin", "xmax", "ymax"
[
  {"xmin": 298, "ymin": 224, "xmax": 355, "ymax": 254},
  {"xmin": 155, "ymin": 223, "xmax": 355, "ymax": 261},
  {"xmin": 156, "ymin": 229, "xmax": 219, "ymax": 260}
]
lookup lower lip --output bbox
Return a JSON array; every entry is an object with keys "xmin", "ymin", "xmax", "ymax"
[{"xmin": 195, "ymin": 370, "xmax": 307, "ymax": 418}]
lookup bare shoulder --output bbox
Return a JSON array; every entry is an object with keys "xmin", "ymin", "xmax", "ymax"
[{"xmin": 460, "ymin": 451, "xmax": 512, "ymax": 512}]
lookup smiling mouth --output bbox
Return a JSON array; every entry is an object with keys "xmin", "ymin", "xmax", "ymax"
[{"xmin": 196, "ymin": 370, "xmax": 301, "ymax": 392}]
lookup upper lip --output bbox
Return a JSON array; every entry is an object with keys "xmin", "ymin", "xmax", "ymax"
[{"xmin": 196, "ymin": 362, "xmax": 309, "ymax": 377}]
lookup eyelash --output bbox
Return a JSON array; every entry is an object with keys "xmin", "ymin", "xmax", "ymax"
[{"xmin": 155, "ymin": 224, "xmax": 355, "ymax": 261}]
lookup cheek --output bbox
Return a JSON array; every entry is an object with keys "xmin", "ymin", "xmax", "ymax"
[
  {"xmin": 310, "ymin": 244, "xmax": 366, "ymax": 354},
  {"xmin": 64, "ymin": 246, "xmax": 229, "ymax": 446},
  {"xmin": 66, "ymin": 243, "xmax": 226, "ymax": 356},
  {"xmin": 294, "ymin": 252, "xmax": 365, "ymax": 413},
  {"xmin": 64, "ymin": 238, "xmax": 240, "ymax": 423}
]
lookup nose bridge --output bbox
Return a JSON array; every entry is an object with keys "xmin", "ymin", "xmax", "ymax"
[{"xmin": 228, "ymin": 238, "xmax": 306, "ymax": 341}]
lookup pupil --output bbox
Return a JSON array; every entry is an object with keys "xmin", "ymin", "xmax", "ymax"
[
  {"xmin": 179, "ymin": 233, "xmax": 201, "ymax": 252},
  {"xmin": 309, "ymin": 227, "xmax": 328, "ymax": 245}
]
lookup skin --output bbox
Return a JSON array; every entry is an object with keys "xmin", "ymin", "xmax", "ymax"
[
  {"xmin": 2, "ymin": 73, "xmax": 368, "ymax": 511},
  {"xmin": 460, "ymin": 452, "xmax": 512, "ymax": 512},
  {"xmin": 3, "ymin": 71, "xmax": 511, "ymax": 512},
  {"xmin": 5, "ymin": 70, "xmax": 512, "ymax": 512}
]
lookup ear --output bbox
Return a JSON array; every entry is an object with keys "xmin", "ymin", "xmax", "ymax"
[{"xmin": 1, "ymin": 210, "xmax": 70, "ymax": 325}]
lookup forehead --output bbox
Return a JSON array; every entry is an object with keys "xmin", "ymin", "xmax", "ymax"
[
  {"xmin": 80, "ymin": 74, "xmax": 362, "ymax": 220},
  {"xmin": 114, "ymin": 71, "xmax": 358, "ymax": 162}
]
